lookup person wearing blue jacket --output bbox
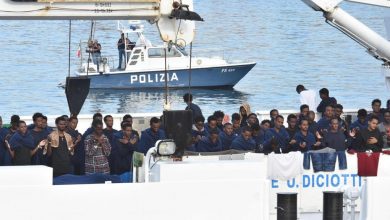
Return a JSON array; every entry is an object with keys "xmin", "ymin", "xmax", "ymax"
[
  {"xmin": 6, "ymin": 121, "xmax": 46, "ymax": 165},
  {"xmin": 263, "ymin": 115, "xmax": 292, "ymax": 153},
  {"xmin": 29, "ymin": 113, "xmax": 50, "ymax": 165},
  {"xmin": 137, "ymin": 117, "xmax": 166, "ymax": 154},
  {"xmin": 219, "ymin": 123, "xmax": 235, "ymax": 150},
  {"xmin": 317, "ymin": 105, "xmax": 334, "ymax": 131},
  {"xmin": 231, "ymin": 113, "xmax": 242, "ymax": 137},
  {"xmin": 183, "ymin": 93, "xmax": 203, "ymax": 122},
  {"xmin": 204, "ymin": 115, "xmax": 221, "ymax": 134},
  {"xmin": 350, "ymin": 109, "xmax": 368, "ymax": 131},
  {"xmin": 0, "ymin": 116, "xmax": 10, "ymax": 165},
  {"xmin": 192, "ymin": 115, "xmax": 207, "ymax": 144},
  {"xmin": 252, "ymin": 124, "xmax": 265, "ymax": 152},
  {"xmin": 231, "ymin": 126, "xmax": 256, "ymax": 151},
  {"xmin": 317, "ymin": 88, "xmax": 337, "ymax": 115},
  {"xmin": 103, "ymin": 115, "xmax": 118, "ymax": 146},
  {"xmin": 113, "ymin": 122, "xmax": 138, "ymax": 174},
  {"xmin": 195, "ymin": 128, "xmax": 222, "ymax": 152},
  {"xmin": 292, "ymin": 119, "xmax": 320, "ymax": 152}
]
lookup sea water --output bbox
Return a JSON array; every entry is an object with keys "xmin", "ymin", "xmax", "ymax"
[{"xmin": 0, "ymin": 0, "xmax": 388, "ymax": 120}]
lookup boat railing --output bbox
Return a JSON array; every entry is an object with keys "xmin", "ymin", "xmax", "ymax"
[
  {"xmin": 190, "ymin": 47, "xmax": 251, "ymax": 63},
  {"xmin": 77, "ymin": 41, "xmax": 119, "ymax": 72}
]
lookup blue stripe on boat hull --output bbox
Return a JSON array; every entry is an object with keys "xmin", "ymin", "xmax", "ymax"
[{"xmin": 82, "ymin": 63, "xmax": 255, "ymax": 89}]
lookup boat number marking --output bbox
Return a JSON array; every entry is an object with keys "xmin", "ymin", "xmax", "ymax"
[
  {"xmin": 94, "ymin": 2, "xmax": 112, "ymax": 13},
  {"xmin": 221, "ymin": 68, "xmax": 235, "ymax": 73},
  {"xmin": 130, "ymin": 73, "xmax": 179, "ymax": 84}
]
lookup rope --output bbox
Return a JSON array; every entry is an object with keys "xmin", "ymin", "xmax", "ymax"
[
  {"xmin": 86, "ymin": 20, "xmax": 95, "ymax": 77},
  {"xmin": 164, "ymin": 47, "xmax": 169, "ymax": 107},
  {"xmin": 67, "ymin": 20, "xmax": 71, "ymax": 77},
  {"xmin": 188, "ymin": 42, "xmax": 192, "ymax": 104}
]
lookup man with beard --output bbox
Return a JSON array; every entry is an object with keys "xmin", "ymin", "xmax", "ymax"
[
  {"xmin": 219, "ymin": 123, "xmax": 235, "ymax": 150},
  {"xmin": 351, "ymin": 115, "xmax": 383, "ymax": 152},
  {"xmin": 137, "ymin": 117, "xmax": 166, "ymax": 154},
  {"xmin": 84, "ymin": 120, "xmax": 111, "ymax": 174},
  {"xmin": 122, "ymin": 114, "xmax": 139, "ymax": 136},
  {"xmin": 112, "ymin": 122, "xmax": 138, "ymax": 174},
  {"xmin": 231, "ymin": 126, "xmax": 256, "ymax": 151},
  {"xmin": 264, "ymin": 115, "xmax": 294, "ymax": 153},
  {"xmin": 195, "ymin": 128, "xmax": 222, "ymax": 152},
  {"xmin": 192, "ymin": 115, "xmax": 207, "ymax": 145},
  {"xmin": 67, "ymin": 116, "xmax": 82, "ymax": 175},
  {"xmin": 47, "ymin": 117, "xmax": 74, "ymax": 177},
  {"xmin": 29, "ymin": 113, "xmax": 50, "ymax": 165}
]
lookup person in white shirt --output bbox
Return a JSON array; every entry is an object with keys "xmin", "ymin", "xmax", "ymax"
[{"xmin": 296, "ymin": 85, "xmax": 317, "ymax": 111}]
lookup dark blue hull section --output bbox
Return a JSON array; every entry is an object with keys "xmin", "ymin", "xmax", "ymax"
[{"xmin": 83, "ymin": 63, "xmax": 255, "ymax": 89}]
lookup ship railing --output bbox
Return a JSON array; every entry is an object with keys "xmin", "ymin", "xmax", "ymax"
[
  {"xmin": 190, "ymin": 47, "xmax": 252, "ymax": 63},
  {"xmin": 77, "ymin": 41, "xmax": 119, "ymax": 72}
]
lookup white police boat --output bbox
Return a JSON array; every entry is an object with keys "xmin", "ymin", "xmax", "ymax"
[{"xmin": 75, "ymin": 22, "xmax": 256, "ymax": 89}]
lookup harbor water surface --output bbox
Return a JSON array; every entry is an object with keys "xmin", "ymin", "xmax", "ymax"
[{"xmin": 0, "ymin": 1, "xmax": 388, "ymax": 120}]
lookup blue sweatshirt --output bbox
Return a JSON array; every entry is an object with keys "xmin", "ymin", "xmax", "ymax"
[
  {"xmin": 192, "ymin": 126, "xmax": 207, "ymax": 139},
  {"xmin": 9, "ymin": 131, "xmax": 35, "ymax": 165},
  {"xmin": 253, "ymin": 129, "xmax": 265, "ymax": 147},
  {"xmin": 317, "ymin": 97, "xmax": 337, "ymax": 114},
  {"xmin": 204, "ymin": 124, "xmax": 221, "ymax": 134},
  {"xmin": 0, "ymin": 128, "xmax": 10, "ymax": 165},
  {"xmin": 30, "ymin": 129, "xmax": 49, "ymax": 165},
  {"xmin": 195, "ymin": 136, "xmax": 222, "ymax": 152},
  {"xmin": 321, "ymin": 129, "xmax": 349, "ymax": 151},
  {"xmin": 263, "ymin": 127, "xmax": 290, "ymax": 153},
  {"xmin": 112, "ymin": 131, "xmax": 138, "ymax": 174},
  {"xmin": 231, "ymin": 134, "xmax": 256, "ymax": 151},
  {"xmin": 317, "ymin": 117, "xmax": 331, "ymax": 131},
  {"xmin": 137, "ymin": 128, "xmax": 166, "ymax": 154},
  {"xmin": 185, "ymin": 103, "xmax": 203, "ymax": 122},
  {"xmin": 219, "ymin": 131, "xmax": 236, "ymax": 150},
  {"xmin": 350, "ymin": 119, "xmax": 368, "ymax": 131},
  {"xmin": 292, "ymin": 131, "xmax": 316, "ymax": 152}
]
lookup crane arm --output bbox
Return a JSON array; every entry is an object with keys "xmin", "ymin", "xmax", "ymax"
[
  {"xmin": 0, "ymin": 0, "xmax": 203, "ymax": 45},
  {"xmin": 301, "ymin": 0, "xmax": 390, "ymax": 63}
]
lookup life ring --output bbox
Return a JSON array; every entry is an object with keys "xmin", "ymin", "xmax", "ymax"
[{"xmin": 197, "ymin": 59, "xmax": 202, "ymax": 65}]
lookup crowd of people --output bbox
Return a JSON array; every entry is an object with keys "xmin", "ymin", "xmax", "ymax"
[{"xmin": 0, "ymin": 87, "xmax": 389, "ymax": 177}]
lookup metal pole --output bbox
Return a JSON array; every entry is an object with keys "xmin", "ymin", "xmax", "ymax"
[{"xmin": 164, "ymin": 47, "xmax": 168, "ymax": 106}]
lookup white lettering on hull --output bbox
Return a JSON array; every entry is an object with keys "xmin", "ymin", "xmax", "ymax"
[{"xmin": 130, "ymin": 72, "xmax": 179, "ymax": 84}]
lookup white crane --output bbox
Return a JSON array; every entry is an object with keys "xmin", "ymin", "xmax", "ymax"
[
  {"xmin": 0, "ymin": 0, "xmax": 202, "ymax": 45},
  {"xmin": 301, "ymin": 0, "xmax": 390, "ymax": 88}
]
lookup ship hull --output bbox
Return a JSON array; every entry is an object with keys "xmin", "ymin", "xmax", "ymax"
[{"xmin": 76, "ymin": 63, "xmax": 256, "ymax": 89}]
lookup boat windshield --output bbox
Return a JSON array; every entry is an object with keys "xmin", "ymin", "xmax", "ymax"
[
  {"xmin": 176, "ymin": 47, "xmax": 188, "ymax": 56},
  {"xmin": 148, "ymin": 47, "xmax": 182, "ymax": 58}
]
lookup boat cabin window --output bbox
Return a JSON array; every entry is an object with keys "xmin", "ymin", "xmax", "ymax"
[
  {"xmin": 148, "ymin": 48, "xmax": 181, "ymax": 58},
  {"xmin": 177, "ymin": 47, "xmax": 188, "ymax": 56}
]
